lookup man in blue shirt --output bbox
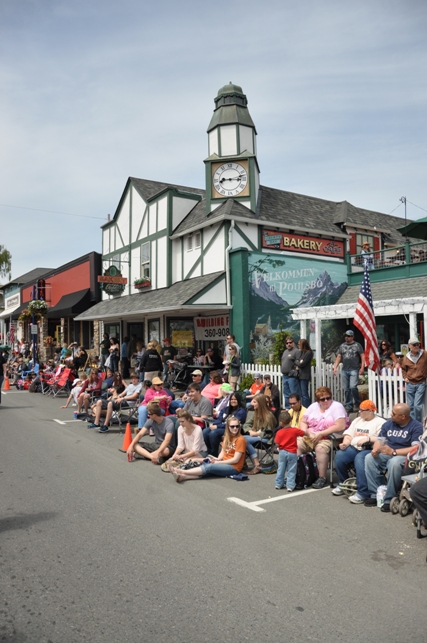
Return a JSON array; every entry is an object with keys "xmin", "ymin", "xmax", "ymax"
[{"xmin": 364, "ymin": 403, "xmax": 422, "ymax": 512}]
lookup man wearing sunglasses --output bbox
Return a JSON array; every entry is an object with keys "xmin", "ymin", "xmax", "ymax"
[
  {"xmin": 333, "ymin": 330, "xmax": 365, "ymax": 413},
  {"xmin": 281, "ymin": 337, "xmax": 301, "ymax": 409},
  {"xmin": 401, "ymin": 338, "xmax": 427, "ymax": 422}
]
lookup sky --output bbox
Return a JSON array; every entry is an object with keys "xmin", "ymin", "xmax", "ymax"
[{"xmin": 1, "ymin": 0, "xmax": 426, "ymax": 280}]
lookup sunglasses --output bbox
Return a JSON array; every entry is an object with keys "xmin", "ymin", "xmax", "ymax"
[
  {"xmin": 289, "ymin": 401, "xmax": 299, "ymax": 405},
  {"xmin": 319, "ymin": 396, "xmax": 332, "ymax": 402},
  {"xmin": 286, "ymin": 342, "xmax": 293, "ymax": 345},
  {"xmin": 229, "ymin": 424, "xmax": 240, "ymax": 428},
  {"xmin": 411, "ymin": 343, "xmax": 420, "ymax": 346}
]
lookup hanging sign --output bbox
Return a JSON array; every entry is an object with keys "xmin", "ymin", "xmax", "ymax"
[
  {"xmin": 98, "ymin": 266, "xmax": 127, "ymax": 294},
  {"xmin": 194, "ymin": 315, "xmax": 230, "ymax": 341}
]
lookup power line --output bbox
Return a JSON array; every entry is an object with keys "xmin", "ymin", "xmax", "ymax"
[
  {"xmin": 0, "ymin": 203, "xmax": 106, "ymax": 220},
  {"xmin": 408, "ymin": 201, "xmax": 427, "ymax": 215}
]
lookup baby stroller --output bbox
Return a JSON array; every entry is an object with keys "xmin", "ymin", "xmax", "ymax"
[{"xmin": 164, "ymin": 360, "xmax": 190, "ymax": 390}]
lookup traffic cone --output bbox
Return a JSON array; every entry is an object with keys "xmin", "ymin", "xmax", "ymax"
[
  {"xmin": 2, "ymin": 376, "xmax": 11, "ymax": 391},
  {"xmin": 119, "ymin": 422, "xmax": 133, "ymax": 452}
]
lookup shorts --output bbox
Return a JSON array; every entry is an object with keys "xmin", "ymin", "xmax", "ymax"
[
  {"xmin": 111, "ymin": 400, "xmax": 132, "ymax": 411},
  {"xmin": 229, "ymin": 375, "xmax": 239, "ymax": 385},
  {"xmin": 298, "ymin": 436, "xmax": 331, "ymax": 454}
]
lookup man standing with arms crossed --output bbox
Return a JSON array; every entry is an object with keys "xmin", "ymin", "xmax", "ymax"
[
  {"xmin": 333, "ymin": 330, "xmax": 365, "ymax": 413},
  {"xmin": 401, "ymin": 337, "xmax": 427, "ymax": 422}
]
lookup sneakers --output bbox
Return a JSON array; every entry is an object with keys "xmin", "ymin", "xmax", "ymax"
[
  {"xmin": 287, "ymin": 488, "xmax": 294, "ymax": 493},
  {"xmin": 349, "ymin": 492, "xmax": 365, "ymax": 504},
  {"xmin": 88, "ymin": 423, "xmax": 100, "ymax": 429},
  {"xmin": 98, "ymin": 425, "xmax": 109, "ymax": 433},
  {"xmin": 312, "ymin": 477, "xmax": 327, "ymax": 489},
  {"xmin": 275, "ymin": 485, "xmax": 284, "ymax": 490},
  {"xmin": 381, "ymin": 503, "xmax": 391, "ymax": 513},
  {"xmin": 364, "ymin": 497, "xmax": 377, "ymax": 507},
  {"xmin": 331, "ymin": 485, "xmax": 344, "ymax": 496}
]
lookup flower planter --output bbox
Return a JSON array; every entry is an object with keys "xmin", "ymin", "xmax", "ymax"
[{"xmin": 134, "ymin": 281, "xmax": 151, "ymax": 289}]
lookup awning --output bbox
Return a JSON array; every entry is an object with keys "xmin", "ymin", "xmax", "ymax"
[
  {"xmin": 0, "ymin": 304, "xmax": 21, "ymax": 319},
  {"xmin": 47, "ymin": 289, "xmax": 92, "ymax": 319},
  {"xmin": 11, "ymin": 302, "xmax": 31, "ymax": 320}
]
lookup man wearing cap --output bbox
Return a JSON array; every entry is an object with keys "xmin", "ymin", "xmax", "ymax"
[
  {"xmin": 331, "ymin": 400, "xmax": 385, "ymax": 503},
  {"xmin": 281, "ymin": 336, "xmax": 301, "ymax": 409},
  {"xmin": 333, "ymin": 331, "xmax": 365, "ymax": 413},
  {"xmin": 401, "ymin": 338, "xmax": 427, "ymax": 422},
  {"xmin": 364, "ymin": 403, "xmax": 423, "ymax": 511}
]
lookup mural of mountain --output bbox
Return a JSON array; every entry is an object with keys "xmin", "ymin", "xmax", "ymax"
[
  {"xmin": 294, "ymin": 271, "xmax": 347, "ymax": 308},
  {"xmin": 251, "ymin": 275, "xmax": 289, "ymax": 306}
]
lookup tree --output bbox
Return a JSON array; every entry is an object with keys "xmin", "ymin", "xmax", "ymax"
[{"xmin": 0, "ymin": 245, "xmax": 12, "ymax": 281}]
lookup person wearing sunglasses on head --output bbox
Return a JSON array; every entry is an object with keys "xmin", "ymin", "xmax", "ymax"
[
  {"xmin": 401, "ymin": 338, "xmax": 427, "ymax": 422},
  {"xmin": 297, "ymin": 386, "xmax": 349, "ymax": 489}
]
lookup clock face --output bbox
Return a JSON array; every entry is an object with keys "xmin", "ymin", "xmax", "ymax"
[{"xmin": 212, "ymin": 162, "xmax": 248, "ymax": 197}]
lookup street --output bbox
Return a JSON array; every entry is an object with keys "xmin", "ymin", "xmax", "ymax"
[{"xmin": 1, "ymin": 390, "xmax": 426, "ymax": 643}]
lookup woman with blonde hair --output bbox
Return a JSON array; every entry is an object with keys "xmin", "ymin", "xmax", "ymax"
[
  {"xmin": 139, "ymin": 341, "xmax": 163, "ymax": 381},
  {"xmin": 243, "ymin": 393, "xmax": 277, "ymax": 474},
  {"xmin": 170, "ymin": 416, "xmax": 247, "ymax": 482}
]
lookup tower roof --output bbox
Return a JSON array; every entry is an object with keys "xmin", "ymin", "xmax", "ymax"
[{"xmin": 207, "ymin": 83, "xmax": 256, "ymax": 133}]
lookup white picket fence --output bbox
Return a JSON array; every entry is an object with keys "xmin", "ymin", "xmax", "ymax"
[
  {"xmin": 240, "ymin": 362, "xmax": 427, "ymax": 418},
  {"xmin": 240, "ymin": 362, "xmax": 346, "ymax": 405}
]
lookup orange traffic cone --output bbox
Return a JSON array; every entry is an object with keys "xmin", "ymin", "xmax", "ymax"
[
  {"xmin": 119, "ymin": 422, "xmax": 133, "ymax": 453},
  {"xmin": 2, "ymin": 376, "xmax": 11, "ymax": 391}
]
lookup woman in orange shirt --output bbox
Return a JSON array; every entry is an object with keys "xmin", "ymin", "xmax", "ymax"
[{"xmin": 170, "ymin": 416, "xmax": 246, "ymax": 483}]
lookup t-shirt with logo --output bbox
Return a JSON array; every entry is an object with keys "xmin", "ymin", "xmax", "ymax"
[{"xmin": 337, "ymin": 341, "xmax": 363, "ymax": 370}]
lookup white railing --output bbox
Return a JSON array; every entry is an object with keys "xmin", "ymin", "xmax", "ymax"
[
  {"xmin": 240, "ymin": 362, "xmax": 346, "ymax": 405},
  {"xmin": 368, "ymin": 369, "xmax": 427, "ymax": 419}
]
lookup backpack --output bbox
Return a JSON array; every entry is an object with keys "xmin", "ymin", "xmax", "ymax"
[{"xmin": 295, "ymin": 453, "xmax": 318, "ymax": 490}]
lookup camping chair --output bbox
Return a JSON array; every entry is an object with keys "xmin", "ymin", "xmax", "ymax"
[
  {"xmin": 328, "ymin": 433, "xmax": 345, "ymax": 488},
  {"xmin": 51, "ymin": 368, "xmax": 74, "ymax": 397},
  {"xmin": 252, "ymin": 424, "xmax": 279, "ymax": 472}
]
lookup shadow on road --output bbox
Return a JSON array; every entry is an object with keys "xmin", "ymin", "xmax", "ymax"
[{"xmin": 0, "ymin": 511, "xmax": 57, "ymax": 534}]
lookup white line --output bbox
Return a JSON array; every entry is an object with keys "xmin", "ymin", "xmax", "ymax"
[
  {"xmin": 227, "ymin": 486, "xmax": 328, "ymax": 512},
  {"xmin": 53, "ymin": 419, "xmax": 66, "ymax": 425}
]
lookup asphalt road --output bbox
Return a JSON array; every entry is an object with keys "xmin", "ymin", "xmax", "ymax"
[{"xmin": 1, "ymin": 389, "xmax": 426, "ymax": 643}]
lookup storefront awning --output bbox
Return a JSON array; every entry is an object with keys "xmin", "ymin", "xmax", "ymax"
[
  {"xmin": 74, "ymin": 272, "xmax": 227, "ymax": 321},
  {"xmin": 0, "ymin": 304, "xmax": 21, "ymax": 319},
  {"xmin": 47, "ymin": 289, "xmax": 92, "ymax": 319}
]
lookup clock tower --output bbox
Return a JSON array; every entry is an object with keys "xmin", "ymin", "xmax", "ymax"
[{"xmin": 205, "ymin": 83, "xmax": 260, "ymax": 213}]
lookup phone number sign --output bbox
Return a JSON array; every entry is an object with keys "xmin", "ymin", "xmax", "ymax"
[{"xmin": 194, "ymin": 315, "xmax": 230, "ymax": 341}]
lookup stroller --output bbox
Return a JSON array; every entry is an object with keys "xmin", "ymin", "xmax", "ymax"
[{"xmin": 164, "ymin": 359, "xmax": 190, "ymax": 390}]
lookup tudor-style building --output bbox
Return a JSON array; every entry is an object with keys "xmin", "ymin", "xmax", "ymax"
[{"xmin": 76, "ymin": 83, "xmax": 420, "ymax": 362}]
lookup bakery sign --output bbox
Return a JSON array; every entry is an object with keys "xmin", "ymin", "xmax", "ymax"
[{"xmin": 262, "ymin": 229, "xmax": 344, "ymax": 258}]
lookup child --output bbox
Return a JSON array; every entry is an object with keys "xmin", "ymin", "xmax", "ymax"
[{"xmin": 274, "ymin": 410, "xmax": 306, "ymax": 492}]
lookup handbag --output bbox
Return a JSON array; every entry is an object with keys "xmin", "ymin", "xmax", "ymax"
[
  {"xmin": 288, "ymin": 369, "xmax": 300, "ymax": 379},
  {"xmin": 104, "ymin": 355, "xmax": 112, "ymax": 368}
]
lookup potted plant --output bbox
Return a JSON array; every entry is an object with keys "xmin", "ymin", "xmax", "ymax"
[
  {"xmin": 18, "ymin": 309, "xmax": 32, "ymax": 322},
  {"xmin": 28, "ymin": 299, "xmax": 48, "ymax": 318},
  {"xmin": 134, "ymin": 277, "xmax": 151, "ymax": 289}
]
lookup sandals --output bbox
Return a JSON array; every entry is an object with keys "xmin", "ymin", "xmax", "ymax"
[{"xmin": 247, "ymin": 464, "xmax": 262, "ymax": 475}]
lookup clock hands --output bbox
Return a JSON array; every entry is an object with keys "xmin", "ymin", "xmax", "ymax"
[{"xmin": 219, "ymin": 175, "xmax": 245, "ymax": 183}]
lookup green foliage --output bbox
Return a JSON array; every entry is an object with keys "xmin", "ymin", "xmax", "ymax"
[
  {"xmin": 0, "ymin": 245, "xmax": 12, "ymax": 281},
  {"xmin": 270, "ymin": 329, "xmax": 295, "ymax": 365},
  {"xmin": 239, "ymin": 372, "xmax": 255, "ymax": 392}
]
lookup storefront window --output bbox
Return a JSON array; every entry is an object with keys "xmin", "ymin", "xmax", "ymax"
[
  {"xmin": 148, "ymin": 319, "xmax": 160, "ymax": 343},
  {"xmin": 167, "ymin": 318, "xmax": 194, "ymax": 355}
]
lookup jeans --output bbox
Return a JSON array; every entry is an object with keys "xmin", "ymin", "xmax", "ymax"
[
  {"xmin": 299, "ymin": 379, "xmax": 311, "ymax": 409},
  {"xmin": 275, "ymin": 450, "xmax": 298, "ymax": 489},
  {"xmin": 282, "ymin": 374, "xmax": 301, "ymax": 409},
  {"xmin": 169, "ymin": 399, "xmax": 185, "ymax": 413},
  {"xmin": 203, "ymin": 427, "xmax": 225, "ymax": 457},
  {"xmin": 365, "ymin": 452, "xmax": 406, "ymax": 503},
  {"xmin": 405, "ymin": 381, "xmax": 426, "ymax": 423},
  {"xmin": 200, "ymin": 462, "xmax": 238, "ymax": 477},
  {"xmin": 243, "ymin": 435, "xmax": 267, "ymax": 460},
  {"xmin": 341, "ymin": 369, "xmax": 360, "ymax": 410},
  {"xmin": 335, "ymin": 446, "xmax": 371, "ymax": 498},
  {"xmin": 138, "ymin": 405, "xmax": 165, "ymax": 428}
]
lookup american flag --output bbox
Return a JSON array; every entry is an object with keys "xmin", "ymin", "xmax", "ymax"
[
  {"xmin": 8, "ymin": 320, "xmax": 15, "ymax": 345},
  {"xmin": 353, "ymin": 265, "xmax": 380, "ymax": 372}
]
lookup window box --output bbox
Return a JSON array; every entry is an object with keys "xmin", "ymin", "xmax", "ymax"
[{"xmin": 134, "ymin": 279, "xmax": 151, "ymax": 289}]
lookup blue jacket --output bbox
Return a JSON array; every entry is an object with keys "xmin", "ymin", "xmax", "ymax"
[{"xmin": 212, "ymin": 405, "xmax": 247, "ymax": 431}]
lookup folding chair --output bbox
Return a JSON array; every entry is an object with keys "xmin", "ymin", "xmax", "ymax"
[{"xmin": 51, "ymin": 368, "xmax": 73, "ymax": 397}]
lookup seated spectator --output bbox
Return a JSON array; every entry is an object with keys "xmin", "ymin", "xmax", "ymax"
[
  {"xmin": 127, "ymin": 403, "xmax": 177, "ymax": 464},
  {"xmin": 331, "ymin": 400, "xmax": 385, "ymax": 503},
  {"xmin": 288, "ymin": 393, "xmax": 306, "ymax": 427},
  {"xmin": 201, "ymin": 370, "xmax": 223, "ymax": 405},
  {"xmin": 193, "ymin": 348, "xmax": 206, "ymax": 366},
  {"xmin": 168, "ymin": 370, "xmax": 207, "ymax": 414},
  {"xmin": 260, "ymin": 374, "xmax": 281, "ymax": 412},
  {"xmin": 77, "ymin": 369, "xmax": 103, "ymax": 414},
  {"xmin": 203, "ymin": 391, "xmax": 247, "ymax": 457},
  {"xmin": 60, "ymin": 372, "xmax": 88, "ymax": 408},
  {"xmin": 364, "ymin": 403, "xmax": 423, "ymax": 511},
  {"xmin": 137, "ymin": 377, "xmax": 172, "ymax": 430},
  {"xmin": 244, "ymin": 373, "xmax": 264, "ymax": 407},
  {"xmin": 73, "ymin": 346, "xmax": 88, "ymax": 371},
  {"xmin": 243, "ymin": 393, "xmax": 277, "ymax": 474},
  {"xmin": 298, "ymin": 386, "xmax": 348, "ymax": 489},
  {"xmin": 89, "ymin": 373, "xmax": 142, "ymax": 432},
  {"xmin": 212, "ymin": 383, "xmax": 233, "ymax": 418},
  {"xmin": 168, "ymin": 411, "xmax": 208, "ymax": 462},
  {"xmin": 183, "ymin": 383, "xmax": 213, "ymax": 422},
  {"xmin": 170, "ymin": 416, "xmax": 247, "ymax": 482}
]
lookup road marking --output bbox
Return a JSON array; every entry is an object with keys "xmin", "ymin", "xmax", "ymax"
[
  {"xmin": 53, "ymin": 419, "xmax": 83, "ymax": 425},
  {"xmin": 53, "ymin": 419, "xmax": 66, "ymax": 425},
  {"xmin": 227, "ymin": 487, "xmax": 327, "ymax": 512}
]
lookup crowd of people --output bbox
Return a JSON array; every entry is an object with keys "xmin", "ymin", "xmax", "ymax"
[{"xmin": 2, "ymin": 330, "xmax": 427, "ymax": 526}]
